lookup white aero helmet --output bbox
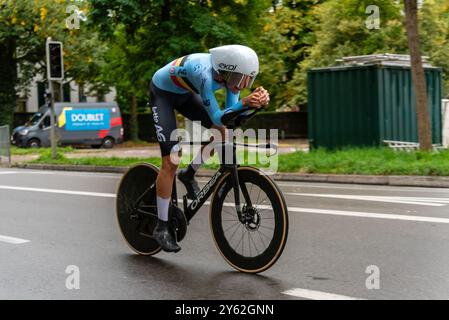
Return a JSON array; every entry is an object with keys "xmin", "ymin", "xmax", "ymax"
[{"xmin": 209, "ymin": 44, "xmax": 259, "ymax": 89}]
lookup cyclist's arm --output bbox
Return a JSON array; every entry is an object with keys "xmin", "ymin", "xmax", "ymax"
[
  {"xmin": 200, "ymin": 77, "xmax": 243, "ymax": 126},
  {"xmin": 226, "ymin": 89, "xmax": 256, "ymax": 115},
  {"xmin": 225, "ymin": 89, "xmax": 242, "ymax": 110}
]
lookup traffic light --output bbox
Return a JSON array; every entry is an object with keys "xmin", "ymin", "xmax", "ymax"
[{"xmin": 46, "ymin": 40, "xmax": 64, "ymax": 81}]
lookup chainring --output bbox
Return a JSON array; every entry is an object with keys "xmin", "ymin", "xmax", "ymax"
[{"xmin": 169, "ymin": 205, "xmax": 188, "ymax": 242}]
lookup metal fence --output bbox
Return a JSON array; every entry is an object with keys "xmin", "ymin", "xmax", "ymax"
[
  {"xmin": 0, "ymin": 125, "xmax": 11, "ymax": 165},
  {"xmin": 383, "ymin": 140, "xmax": 445, "ymax": 152}
]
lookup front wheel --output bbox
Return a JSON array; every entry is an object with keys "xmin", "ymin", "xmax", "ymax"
[
  {"xmin": 210, "ymin": 167, "xmax": 288, "ymax": 273},
  {"xmin": 27, "ymin": 138, "xmax": 41, "ymax": 148}
]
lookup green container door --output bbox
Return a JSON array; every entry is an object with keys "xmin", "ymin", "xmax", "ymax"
[
  {"xmin": 308, "ymin": 64, "xmax": 442, "ymax": 149},
  {"xmin": 378, "ymin": 67, "xmax": 442, "ymax": 144}
]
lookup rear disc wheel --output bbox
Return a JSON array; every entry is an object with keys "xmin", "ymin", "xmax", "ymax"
[{"xmin": 116, "ymin": 163, "xmax": 161, "ymax": 255}]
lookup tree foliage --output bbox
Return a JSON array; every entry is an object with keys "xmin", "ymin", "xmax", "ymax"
[
  {"xmin": 88, "ymin": 0, "xmax": 271, "ymax": 112},
  {"xmin": 1, "ymin": 0, "xmax": 448, "ymax": 130},
  {"xmin": 0, "ymin": 0, "xmax": 108, "ymax": 127},
  {"xmin": 287, "ymin": 0, "xmax": 449, "ymax": 105},
  {"xmin": 253, "ymin": 0, "xmax": 324, "ymax": 110}
]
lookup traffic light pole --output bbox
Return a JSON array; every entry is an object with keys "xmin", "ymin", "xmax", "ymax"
[
  {"xmin": 48, "ymin": 80, "xmax": 57, "ymax": 159},
  {"xmin": 46, "ymin": 37, "xmax": 64, "ymax": 160}
]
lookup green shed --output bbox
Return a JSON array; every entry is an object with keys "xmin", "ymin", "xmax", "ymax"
[{"xmin": 307, "ymin": 58, "xmax": 442, "ymax": 150}]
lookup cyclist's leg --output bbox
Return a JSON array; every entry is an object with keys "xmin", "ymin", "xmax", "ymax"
[
  {"xmin": 149, "ymin": 83, "xmax": 182, "ymax": 205},
  {"xmin": 149, "ymin": 82, "xmax": 188, "ymax": 252},
  {"xmin": 176, "ymin": 93, "xmax": 226, "ymax": 176}
]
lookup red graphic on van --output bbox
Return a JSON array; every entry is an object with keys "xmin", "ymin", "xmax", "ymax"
[{"xmin": 98, "ymin": 117, "xmax": 123, "ymax": 139}]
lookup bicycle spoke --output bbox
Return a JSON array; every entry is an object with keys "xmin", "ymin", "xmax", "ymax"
[
  {"xmin": 227, "ymin": 222, "xmax": 243, "ymax": 244},
  {"xmin": 223, "ymin": 207, "xmax": 237, "ymax": 218},
  {"xmin": 248, "ymin": 232, "xmax": 260, "ymax": 256},
  {"xmin": 256, "ymin": 195, "xmax": 269, "ymax": 207},
  {"xmin": 241, "ymin": 227, "xmax": 245, "ymax": 256},
  {"xmin": 257, "ymin": 229, "xmax": 267, "ymax": 249},
  {"xmin": 257, "ymin": 229, "xmax": 273, "ymax": 241},
  {"xmin": 223, "ymin": 221, "xmax": 240, "ymax": 234},
  {"xmin": 258, "ymin": 224, "xmax": 275, "ymax": 231},
  {"xmin": 255, "ymin": 187, "xmax": 262, "ymax": 205},
  {"xmin": 234, "ymin": 225, "xmax": 245, "ymax": 255},
  {"xmin": 248, "ymin": 230, "xmax": 252, "ymax": 257}
]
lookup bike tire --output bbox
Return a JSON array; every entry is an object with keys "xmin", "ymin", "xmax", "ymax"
[
  {"xmin": 209, "ymin": 166, "xmax": 288, "ymax": 273},
  {"xmin": 116, "ymin": 163, "xmax": 162, "ymax": 255}
]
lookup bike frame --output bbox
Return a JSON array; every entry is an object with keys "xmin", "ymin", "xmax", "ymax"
[{"xmin": 172, "ymin": 140, "xmax": 253, "ymax": 223}]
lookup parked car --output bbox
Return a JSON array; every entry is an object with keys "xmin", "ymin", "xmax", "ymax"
[{"xmin": 11, "ymin": 102, "xmax": 124, "ymax": 148}]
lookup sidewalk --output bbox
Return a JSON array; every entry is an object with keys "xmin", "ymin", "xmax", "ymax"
[
  {"xmin": 10, "ymin": 139, "xmax": 309, "ymax": 164},
  {"xmin": 9, "ymin": 139, "xmax": 449, "ymax": 188}
]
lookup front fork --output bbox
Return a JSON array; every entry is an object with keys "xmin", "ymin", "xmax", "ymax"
[{"xmin": 225, "ymin": 138, "xmax": 253, "ymax": 223}]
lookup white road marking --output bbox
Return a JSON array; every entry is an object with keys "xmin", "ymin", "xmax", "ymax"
[
  {"xmin": 0, "ymin": 235, "xmax": 30, "ymax": 244},
  {"xmin": 286, "ymin": 207, "xmax": 449, "ymax": 224},
  {"xmin": 282, "ymin": 288, "xmax": 364, "ymax": 300},
  {"xmin": 181, "ymin": 199, "xmax": 449, "ymax": 224},
  {"xmin": 1, "ymin": 186, "xmax": 448, "ymax": 224},
  {"xmin": 6, "ymin": 172, "xmax": 449, "ymax": 191},
  {"xmin": 286, "ymin": 193, "xmax": 448, "ymax": 207},
  {"xmin": 0, "ymin": 171, "xmax": 19, "ymax": 175},
  {"xmin": 0, "ymin": 185, "xmax": 116, "ymax": 198},
  {"xmin": 12, "ymin": 170, "xmax": 120, "ymax": 178},
  {"xmin": 272, "ymin": 182, "xmax": 449, "ymax": 193},
  {"xmin": 197, "ymin": 179, "xmax": 449, "ymax": 193}
]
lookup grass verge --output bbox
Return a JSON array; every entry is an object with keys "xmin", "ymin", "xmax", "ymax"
[
  {"xmin": 26, "ymin": 147, "xmax": 449, "ymax": 176},
  {"xmin": 11, "ymin": 146, "xmax": 75, "ymax": 156}
]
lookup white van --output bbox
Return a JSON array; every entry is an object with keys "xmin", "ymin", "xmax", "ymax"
[{"xmin": 12, "ymin": 102, "xmax": 124, "ymax": 148}]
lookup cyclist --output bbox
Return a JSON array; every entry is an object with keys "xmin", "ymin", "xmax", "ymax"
[{"xmin": 149, "ymin": 44, "xmax": 270, "ymax": 252}]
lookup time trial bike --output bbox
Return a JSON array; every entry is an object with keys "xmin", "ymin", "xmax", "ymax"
[{"xmin": 116, "ymin": 108, "xmax": 289, "ymax": 273}]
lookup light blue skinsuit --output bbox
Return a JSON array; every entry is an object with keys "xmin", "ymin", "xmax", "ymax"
[{"xmin": 152, "ymin": 53, "xmax": 245, "ymax": 126}]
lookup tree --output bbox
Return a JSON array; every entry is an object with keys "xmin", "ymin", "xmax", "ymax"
[
  {"xmin": 0, "ymin": 0, "xmax": 47, "ymax": 128},
  {"xmin": 89, "ymin": 0, "xmax": 270, "ymax": 140},
  {"xmin": 0, "ymin": 0, "xmax": 108, "ymax": 129},
  {"xmin": 287, "ymin": 0, "xmax": 406, "ymax": 106},
  {"xmin": 419, "ymin": 0, "xmax": 449, "ymax": 98},
  {"xmin": 253, "ymin": 1, "xmax": 321, "ymax": 110},
  {"xmin": 404, "ymin": 0, "xmax": 431, "ymax": 151},
  {"xmin": 289, "ymin": 0, "xmax": 449, "ymax": 106}
]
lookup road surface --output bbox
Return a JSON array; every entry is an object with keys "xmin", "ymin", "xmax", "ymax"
[{"xmin": 0, "ymin": 167, "xmax": 448, "ymax": 300}]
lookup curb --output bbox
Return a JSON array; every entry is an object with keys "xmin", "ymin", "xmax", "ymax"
[{"xmin": 11, "ymin": 163, "xmax": 449, "ymax": 188}]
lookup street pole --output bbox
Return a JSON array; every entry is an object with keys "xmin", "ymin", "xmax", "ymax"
[
  {"xmin": 46, "ymin": 37, "xmax": 64, "ymax": 159},
  {"xmin": 48, "ymin": 79, "xmax": 57, "ymax": 159}
]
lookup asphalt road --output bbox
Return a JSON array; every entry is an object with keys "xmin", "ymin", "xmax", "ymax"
[{"xmin": 1, "ymin": 167, "xmax": 449, "ymax": 300}]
